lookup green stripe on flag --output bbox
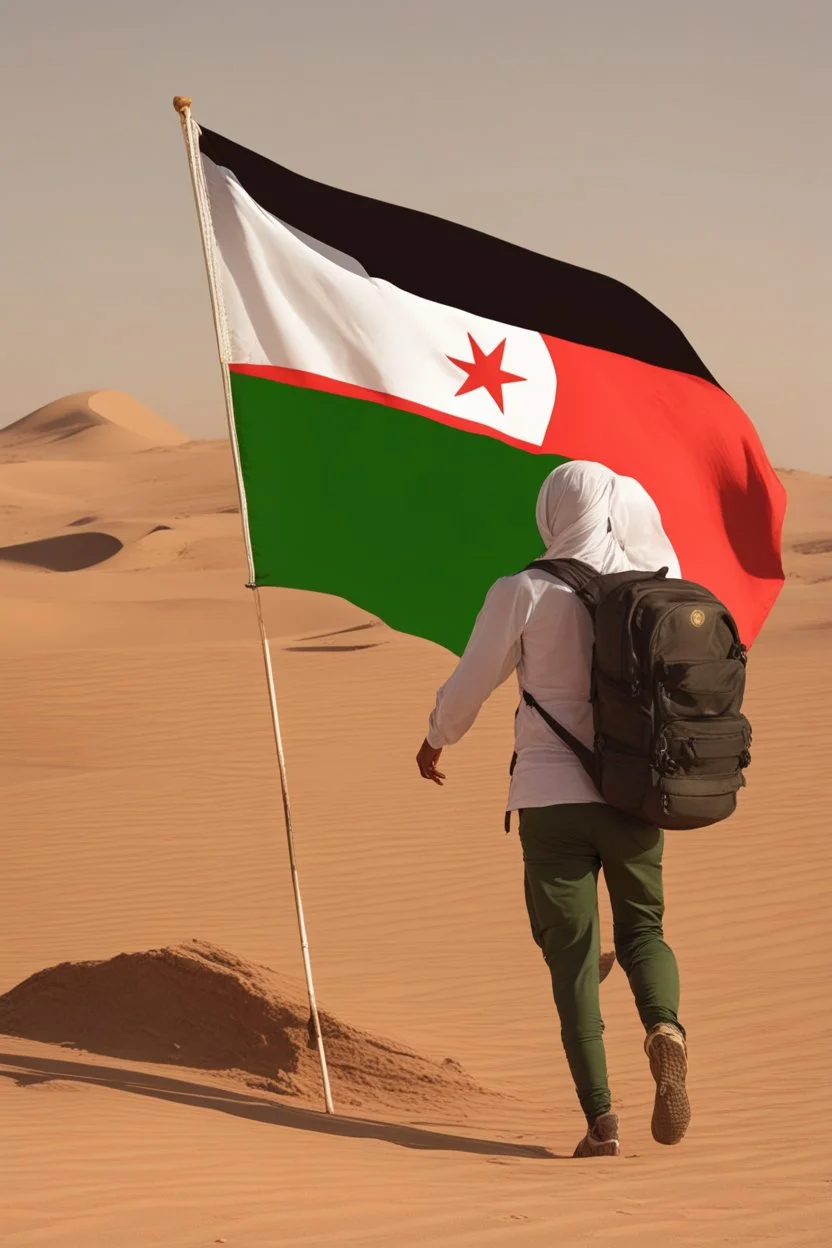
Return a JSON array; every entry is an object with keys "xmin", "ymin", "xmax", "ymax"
[{"xmin": 231, "ymin": 371, "xmax": 567, "ymax": 655}]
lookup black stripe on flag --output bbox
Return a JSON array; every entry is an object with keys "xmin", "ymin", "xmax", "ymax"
[{"xmin": 199, "ymin": 126, "xmax": 717, "ymax": 386}]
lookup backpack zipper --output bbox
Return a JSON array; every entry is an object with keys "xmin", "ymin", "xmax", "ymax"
[{"xmin": 621, "ymin": 582, "xmax": 667, "ymax": 692}]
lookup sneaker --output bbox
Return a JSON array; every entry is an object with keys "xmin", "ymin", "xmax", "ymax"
[
  {"xmin": 599, "ymin": 951, "xmax": 616, "ymax": 983},
  {"xmin": 573, "ymin": 1111, "xmax": 620, "ymax": 1157},
  {"xmin": 645, "ymin": 1023, "xmax": 691, "ymax": 1145}
]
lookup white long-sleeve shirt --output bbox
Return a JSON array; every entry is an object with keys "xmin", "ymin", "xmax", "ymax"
[{"xmin": 426, "ymin": 567, "xmax": 603, "ymax": 811}]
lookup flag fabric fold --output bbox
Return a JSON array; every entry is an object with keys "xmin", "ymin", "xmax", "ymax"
[{"xmin": 197, "ymin": 125, "xmax": 785, "ymax": 654}]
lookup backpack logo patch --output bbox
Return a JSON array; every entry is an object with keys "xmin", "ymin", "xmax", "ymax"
[{"xmin": 690, "ymin": 608, "xmax": 706, "ymax": 628}]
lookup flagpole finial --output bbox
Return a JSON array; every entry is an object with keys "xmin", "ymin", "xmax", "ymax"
[{"xmin": 173, "ymin": 96, "xmax": 192, "ymax": 115}]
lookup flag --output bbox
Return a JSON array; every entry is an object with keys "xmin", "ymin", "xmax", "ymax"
[{"xmin": 197, "ymin": 126, "xmax": 785, "ymax": 655}]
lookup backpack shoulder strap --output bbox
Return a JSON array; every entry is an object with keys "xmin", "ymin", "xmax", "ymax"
[
  {"xmin": 524, "ymin": 557, "xmax": 599, "ymax": 609},
  {"xmin": 521, "ymin": 690, "xmax": 597, "ymax": 778},
  {"xmin": 519, "ymin": 558, "xmax": 600, "ymax": 785}
]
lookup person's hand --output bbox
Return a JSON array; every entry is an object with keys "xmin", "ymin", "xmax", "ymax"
[{"xmin": 416, "ymin": 739, "xmax": 446, "ymax": 786}]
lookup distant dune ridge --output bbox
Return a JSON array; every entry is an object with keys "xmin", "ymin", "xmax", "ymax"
[
  {"xmin": 0, "ymin": 389, "xmax": 242, "ymax": 585},
  {"xmin": 0, "ymin": 390, "xmax": 188, "ymax": 460},
  {"xmin": 2, "ymin": 392, "xmax": 831, "ymax": 1245}
]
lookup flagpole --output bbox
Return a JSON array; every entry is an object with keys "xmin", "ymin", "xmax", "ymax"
[{"xmin": 172, "ymin": 95, "xmax": 335, "ymax": 1116}]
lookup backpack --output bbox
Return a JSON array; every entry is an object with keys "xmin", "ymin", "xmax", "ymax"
[{"xmin": 517, "ymin": 558, "xmax": 752, "ymax": 831}]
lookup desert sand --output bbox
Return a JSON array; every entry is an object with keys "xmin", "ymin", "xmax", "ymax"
[{"xmin": 2, "ymin": 390, "xmax": 830, "ymax": 1246}]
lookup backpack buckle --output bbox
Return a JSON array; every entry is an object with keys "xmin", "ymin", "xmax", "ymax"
[{"xmin": 653, "ymin": 738, "xmax": 678, "ymax": 776}]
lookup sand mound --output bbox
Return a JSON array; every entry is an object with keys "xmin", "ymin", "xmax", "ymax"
[
  {"xmin": 0, "ymin": 941, "xmax": 494, "ymax": 1110},
  {"xmin": 0, "ymin": 391, "xmax": 187, "ymax": 461}
]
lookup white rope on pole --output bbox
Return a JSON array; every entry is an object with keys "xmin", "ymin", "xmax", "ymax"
[{"xmin": 173, "ymin": 95, "xmax": 335, "ymax": 1115}]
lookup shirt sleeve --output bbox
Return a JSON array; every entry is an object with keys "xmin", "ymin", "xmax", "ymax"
[{"xmin": 426, "ymin": 575, "xmax": 533, "ymax": 748}]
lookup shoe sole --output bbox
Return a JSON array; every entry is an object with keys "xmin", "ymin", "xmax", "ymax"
[
  {"xmin": 573, "ymin": 1139, "xmax": 620, "ymax": 1158},
  {"xmin": 599, "ymin": 951, "xmax": 616, "ymax": 984},
  {"xmin": 648, "ymin": 1032, "xmax": 691, "ymax": 1146}
]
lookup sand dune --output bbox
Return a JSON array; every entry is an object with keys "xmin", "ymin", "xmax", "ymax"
[
  {"xmin": 1, "ymin": 393, "xmax": 831, "ymax": 1246},
  {"xmin": 0, "ymin": 390, "xmax": 187, "ymax": 460}
]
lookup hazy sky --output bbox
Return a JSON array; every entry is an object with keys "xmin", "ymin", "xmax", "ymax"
[{"xmin": 2, "ymin": 0, "xmax": 829, "ymax": 470}]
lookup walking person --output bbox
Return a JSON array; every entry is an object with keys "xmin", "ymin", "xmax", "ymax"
[{"xmin": 416, "ymin": 461, "xmax": 690, "ymax": 1157}]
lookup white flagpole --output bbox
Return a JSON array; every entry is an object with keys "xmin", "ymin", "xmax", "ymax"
[{"xmin": 172, "ymin": 96, "xmax": 335, "ymax": 1116}]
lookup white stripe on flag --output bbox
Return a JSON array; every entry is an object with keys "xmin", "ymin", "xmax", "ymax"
[{"xmin": 203, "ymin": 157, "xmax": 557, "ymax": 447}]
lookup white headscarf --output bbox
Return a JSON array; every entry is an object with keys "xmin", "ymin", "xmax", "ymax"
[{"xmin": 535, "ymin": 461, "xmax": 681, "ymax": 577}]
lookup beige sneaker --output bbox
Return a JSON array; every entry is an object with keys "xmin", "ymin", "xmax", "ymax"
[
  {"xmin": 573, "ymin": 1111, "xmax": 620, "ymax": 1157},
  {"xmin": 645, "ymin": 1023, "xmax": 690, "ymax": 1145}
]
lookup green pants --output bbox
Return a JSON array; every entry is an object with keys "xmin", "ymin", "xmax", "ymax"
[{"xmin": 520, "ymin": 802, "xmax": 683, "ymax": 1126}]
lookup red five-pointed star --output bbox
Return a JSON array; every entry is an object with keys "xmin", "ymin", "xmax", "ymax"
[{"xmin": 447, "ymin": 334, "xmax": 526, "ymax": 413}]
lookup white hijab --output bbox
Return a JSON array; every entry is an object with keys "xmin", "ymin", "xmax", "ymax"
[{"xmin": 535, "ymin": 460, "xmax": 681, "ymax": 577}]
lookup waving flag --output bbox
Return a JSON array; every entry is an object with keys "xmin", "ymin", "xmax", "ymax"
[{"xmin": 197, "ymin": 126, "xmax": 785, "ymax": 654}]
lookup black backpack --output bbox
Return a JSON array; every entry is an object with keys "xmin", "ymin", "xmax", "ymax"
[{"xmin": 517, "ymin": 558, "xmax": 752, "ymax": 831}]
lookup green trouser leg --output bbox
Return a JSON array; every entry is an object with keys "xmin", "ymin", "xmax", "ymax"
[{"xmin": 520, "ymin": 802, "xmax": 683, "ymax": 1126}]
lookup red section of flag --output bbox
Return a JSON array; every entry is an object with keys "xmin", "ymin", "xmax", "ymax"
[{"xmin": 540, "ymin": 334, "xmax": 785, "ymax": 646}]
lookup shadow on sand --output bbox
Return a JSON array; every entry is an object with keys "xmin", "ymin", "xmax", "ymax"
[
  {"xmin": 0, "ymin": 532, "xmax": 123, "ymax": 571},
  {"xmin": 0, "ymin": 1051, "xmax": 560, "ymax": 1159},
  {"xmin": 283, "ymin": 643, "xmax": 380, "ymax": 652}
]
